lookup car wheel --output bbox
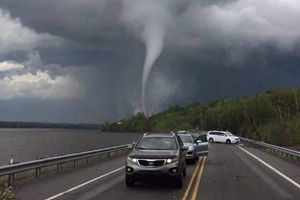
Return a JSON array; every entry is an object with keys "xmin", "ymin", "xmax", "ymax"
[
  {"xmin": 226, "ymin": 139, "xmax": 231, "ymax": 144},
  {"xmin": 125, "ymin": 176, "xmax": 134, "ymax": 187},
  {"xmin": 209, "ymin": 138, "xmax": 214, "ymax": 143}
]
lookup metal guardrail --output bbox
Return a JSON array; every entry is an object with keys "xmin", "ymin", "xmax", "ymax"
[
  {"xmin": 239, "ymin": 137, "xmax": 300, "ymax": 160},
  {"xmin": 0, "ymin": 144, "xmax": 130, "ymax": 186}
]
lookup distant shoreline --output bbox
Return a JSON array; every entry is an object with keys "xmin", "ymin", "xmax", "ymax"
[{"xmin": 0, "ymin": 121, "xmax": 102, "ymax": 129}]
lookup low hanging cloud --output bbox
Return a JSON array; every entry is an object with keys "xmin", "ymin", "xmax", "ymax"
[
  {"xmin": 0, "ymin": 55, "xmax": 82, "ymax": 100},
  {"xmin": 0, "ymin": 8, "xmax": 37, "ymax": 56},
  {"xmin": 175, "ymin": 0, "xmax": 300, "ymax": 50},
  {"xmin": 0, "ymin": 0, "xmax": 300, "ymax": 123},
  {"xmin": 0, "ymin": 7, "xmax": 82, "ymax": 101},
  {"xmin": 0, "ymin": 61, "xmax": 24, "ymax": 72},
  {"xmin": 0, "ymin": 70, "xmax": 81, "ymax": 100}
]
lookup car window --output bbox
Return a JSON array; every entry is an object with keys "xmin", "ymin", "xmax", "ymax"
[
  {"xmin": 179, "ymin": 136, "xmax": 194, "ymax": 143},
  {"xmin": 136, "ymin": 137, "xmax": 178, "ymax": 150},
  {"xmin": 177, "ymin": 136, "xmax": 183, "ymax": 147},
  {"xmin": 198, "ymin": 135, "xmax": 207, "ymax": 142}
]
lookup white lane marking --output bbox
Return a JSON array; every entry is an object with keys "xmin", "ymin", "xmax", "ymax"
[
  {"xmin": 236, "ymin": 145, "xmax": 300, "ymax": 190},
  {"xmin": 44, "ymin": 166, "xmax": 124, "ymax": 200}
]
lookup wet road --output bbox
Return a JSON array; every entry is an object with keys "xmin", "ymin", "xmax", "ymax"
[{"xmin": 16, "ymin": 143, "xmax": 300, "ymax": 200}]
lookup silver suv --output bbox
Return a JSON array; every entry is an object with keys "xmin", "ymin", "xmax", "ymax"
[
  {"xmin": 125, "ymin": 133, "xmax": 187, "ymax": 188},
  {"xmin": 178, "ymin": 134, "xmax": 208, "ymax": 163}
]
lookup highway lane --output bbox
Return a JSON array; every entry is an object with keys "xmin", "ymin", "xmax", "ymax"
[
  {"xmin": 45, "ymin": 159, "xmax": 203, "ymax": 200},
  {"xmin": 15, "ymin": 143, "xmax": 300, "ymax": 200},
  {"xmin": 198, "ymin": 143, "xmax": 300, "ymax": 200}
]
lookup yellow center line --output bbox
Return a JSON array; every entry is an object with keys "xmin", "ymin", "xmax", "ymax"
[
  {"xmin": 182, "ymin": 157, "xmax": 203, "ymax": 200},
  {"xmin": 191, "ymin": 156, "xmax": 207, "ymax": 200}
]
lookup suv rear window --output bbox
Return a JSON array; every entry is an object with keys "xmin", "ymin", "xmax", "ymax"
[
  {"xmin": 179, "ymin": 136, "xmax": 194, "ymax": 143},
  {"xmin": 198, "ymin": 134, "xmax": 207, "ymax": 142},
  {"xmin": 211, "ymin": 131, "xmax": 221, "ymax": 135},
  {"xmin": 136, "ymin": 137, "xmax": 178, "ymax": 150}
]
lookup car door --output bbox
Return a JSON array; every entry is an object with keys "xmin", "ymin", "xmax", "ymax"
[
  {"xmin": 207, "ymin": 131, "xmax": 216, "ymax": 142},
  {"xmin": 194, "ymin": 134, "xmax": 208, "ymax": 156},
  {"xmin": 212, "ymin": 131, "xmax": 221, "ymax": 142},
  {"xmin": 219, "ymin": 133, "xmax": 227, "ymax": 143},
  {"xmin": 177, "ymin": 136, "xmax": 186, "ymax": 164}
]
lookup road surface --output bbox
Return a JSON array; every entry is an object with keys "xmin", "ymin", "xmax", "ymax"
[{"xmin": 15, "ymin": 143, "xmax": 300, "ymax": 200}]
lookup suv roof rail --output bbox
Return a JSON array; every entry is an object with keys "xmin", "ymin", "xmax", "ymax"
[
  {"xmin": 143, "ymin": 132, "xmax": 151, "ymax": 136},
  {"xmin": 144, "ymin": 132, "xmax": 176, "ymax": 137}
]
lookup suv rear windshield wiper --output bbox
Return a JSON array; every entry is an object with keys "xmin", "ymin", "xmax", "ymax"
[
  {"xmin": 136, "ymin": 147, "xmax": 147, "ymax": 150},
  {"xmin": 136, "ymin": 147, "xmax": 176, "ymax": 150}
]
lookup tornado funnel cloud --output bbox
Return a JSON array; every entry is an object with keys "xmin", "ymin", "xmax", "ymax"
[
  {"xmin": 141, "ymin": 24, "xmax": 164, "ymax": 116},
  {"xmin": 120, "ymin": 0, "xmax": 172, "ymax": 116}
]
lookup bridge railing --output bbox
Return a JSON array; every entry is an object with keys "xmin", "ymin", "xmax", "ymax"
[
  {"xmin": 239, "ymin": 137, "xmax": 300, "ymax": 161},
  {"xmin": 0, "ymin": 144, "xmax": 130, "ymax": 186}
]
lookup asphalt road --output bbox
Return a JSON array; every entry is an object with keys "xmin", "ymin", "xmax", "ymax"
[{"xmin": 15, "ymin": 143, "xmax": 300, "ymax": 200}]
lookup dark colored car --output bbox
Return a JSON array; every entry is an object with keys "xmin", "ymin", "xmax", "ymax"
[{"xmin": 125, "ymin": 132, "xmax": 187, "ymax": 188}]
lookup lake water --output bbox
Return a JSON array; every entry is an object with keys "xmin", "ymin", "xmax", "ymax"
[{"xmin": 0, "ymin": 129, "xmax": 141, "ymax": 166}]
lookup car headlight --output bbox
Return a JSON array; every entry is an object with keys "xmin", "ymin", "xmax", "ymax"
[
  {"xmin": 188, "ymin": 146, "xmax": 194, "ymax": 151},
  {"xmin": 166, "ymin": 156, "xmax": 179, "ymax": 164},
  {"xmin": 127, "ymin": 157, "xmax": 138, "ymax": 164}
]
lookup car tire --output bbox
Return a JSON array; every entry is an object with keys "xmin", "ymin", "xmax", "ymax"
[
  {"xmin": 209, "ymin": 138, "xmax": 214, "ymax": 143},
  {"xmin": 226, "ymin": 139, "xmax": 231, "ymax": 144},
  {"xmin": 125, "ymin": 176, "xmax": 134, "ymax": 187}
]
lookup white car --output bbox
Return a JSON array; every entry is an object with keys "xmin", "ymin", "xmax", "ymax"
[{"xmin": 207, "ymin": 131, "xmax": 240, "ymax": 144}]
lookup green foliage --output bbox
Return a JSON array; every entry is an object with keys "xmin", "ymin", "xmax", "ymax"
[
  {"xmin": 0, "ymin": 184, "xmax": 15, "ymax": 200},
  {"xmin": 105, "ymin": 112, "xmax": 148, "ymax": 132},
  {"xmin": 105, "ymin": 87, "xmax": 300, "ymax": 146}
]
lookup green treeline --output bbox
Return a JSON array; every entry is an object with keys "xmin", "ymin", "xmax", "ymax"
[{"xmin": 104, "ymin": 88, "xmax": 300, "ymax": 146}]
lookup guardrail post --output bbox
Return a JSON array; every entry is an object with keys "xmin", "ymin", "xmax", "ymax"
[
  {"xmin": 7, "ymin": 159, "xmax": 15, "ymax": 186},
  {"xmin": 35, "ymin": 168, "xmax": 39, "ymax": 178},
  {"xmin": 7, "ymin": 173, "xmax": 15, "ymax": 187},
  {"xmin": 35, "ymin": 167, "xmax": 41, "ymax": 178},
  {"xmin": 57, "ymin": 163, "xmax": 62, "ymax": 172}
]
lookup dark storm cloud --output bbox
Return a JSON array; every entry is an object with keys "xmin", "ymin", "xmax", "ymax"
[{"xmin": 0, "ymin": 0, "xmax": 300, "ymax": 123}]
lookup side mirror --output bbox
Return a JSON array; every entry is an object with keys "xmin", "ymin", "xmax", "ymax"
[
  {"xmin": 196, "ymin": 140, "xmax": 202, "ymax": 144},
  {"xmin": 181, "ymin": 146, "xmax": 188, "ymax": 151},
  {"xmin": 128, "ymin": 141, "xmax": 136, "ymax": 150}
]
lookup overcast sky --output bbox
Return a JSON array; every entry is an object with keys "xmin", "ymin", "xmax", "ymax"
[{"xmin": 0, "ymin": 0, "xmax": 300, "ymax": 123}]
